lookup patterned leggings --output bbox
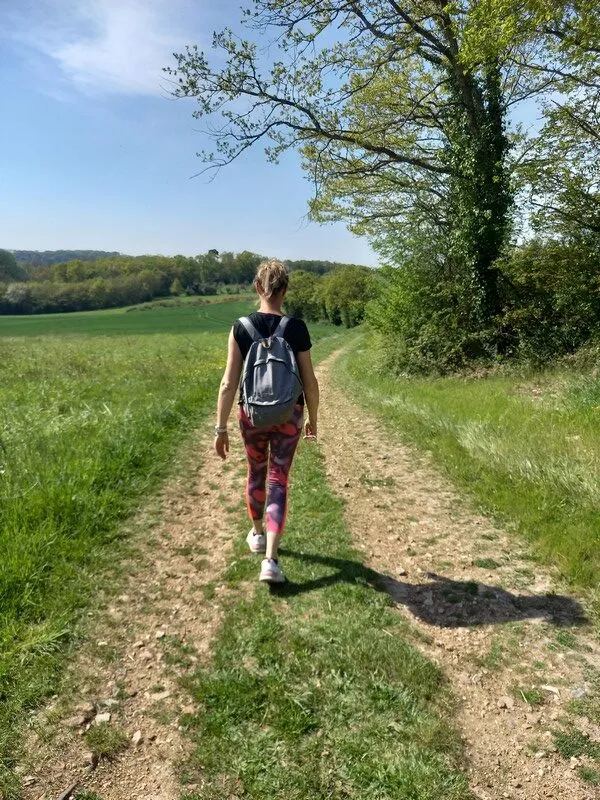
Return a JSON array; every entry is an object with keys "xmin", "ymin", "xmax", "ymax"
[{"xmin": 238, "ymin": 404, "xmax": 303, "ymax": 535}]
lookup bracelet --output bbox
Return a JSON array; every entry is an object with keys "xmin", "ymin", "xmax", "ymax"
[{"xmin": 214, "ymin": 426, "xmax": 228, "ymax": 436}]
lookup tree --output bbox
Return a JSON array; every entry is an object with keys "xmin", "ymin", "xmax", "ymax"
[
  {"xmin": 0, "ymin": 250, "xmax": 26, "ymax": 282},
  {"xmin": 454, "ymin": 2, "xmax": 600, "ymax": 242},
  {"xmin": 320, "ymin": 266, "xmax": 377, "ymax": 327},
  {"xmin": 285, "ymin": 270, "xmax": 321, "ymax": 320},
  {"xmin": 2, "ymin": 283, "xmax": 33, "ymax": 313},
  {"xmin": 167, "ymin": 1, "xmax": 527, "ymax": 362},
  {"xmin": 235, "ymin": 250, "xmax": 263, "ymax": 283},
  {"xmin": 170, "ymin": 277, "xmax": 185, "ymax": 296}
]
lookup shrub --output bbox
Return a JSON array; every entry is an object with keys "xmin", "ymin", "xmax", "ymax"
[
  {"xmin": 498, "ymin": 237, "xmax": 600, "ymax": 363},
  {"xmin": 285, "ymin": 270, "xmax": 322, "ymax": 320},
  {"xmin": 319, "ymin": 266, "xmax": 377, "ymax": 328},
  {"xmin": 367, "ymin": 258, "xmax": 498, "ymax": 375}
]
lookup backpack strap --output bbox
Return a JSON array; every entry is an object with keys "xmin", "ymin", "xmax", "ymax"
[
  {"xmin": 238, "ymin": 316, "xmax": 262, "ymax": 342},
  {"xmin": 273, "ymin": 315, "xmax": 290, "ymax": 338}
]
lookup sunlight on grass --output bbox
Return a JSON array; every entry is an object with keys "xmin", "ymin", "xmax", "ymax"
[{"xmin": 338, "ymin": 339, "xmax": 600, "ymax": 593}]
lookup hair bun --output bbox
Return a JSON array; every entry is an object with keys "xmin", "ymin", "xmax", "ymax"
[{"xmin": 255, "ymin": 259, "xmax": 289, "ymax": 299}]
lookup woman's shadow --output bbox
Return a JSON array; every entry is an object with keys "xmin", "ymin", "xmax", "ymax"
[{"xmin": 274, "ymin": 548, "xmax": 586, "ymax": 629}]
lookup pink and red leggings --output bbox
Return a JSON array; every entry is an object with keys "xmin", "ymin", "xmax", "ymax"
[{"xmin": 238, "ymin": 404, "xmax": 303, "ymax": 535}]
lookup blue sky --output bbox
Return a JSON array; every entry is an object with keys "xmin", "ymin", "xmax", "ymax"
[{"xmin": 0, "ymin": 0, "xmax": 377, "ymax": 264}]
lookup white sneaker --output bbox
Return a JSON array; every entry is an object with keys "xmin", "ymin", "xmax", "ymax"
[
  {"xmin": 246, "ymin": 528, "xmax": 266, "ymax": 554},
  {"xmin": 259, "ymin": 558, "xmax": 286, "ymax": 584}
]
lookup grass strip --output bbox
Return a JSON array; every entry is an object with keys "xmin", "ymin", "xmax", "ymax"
[
  {"xmin": 0, "ymin": 332, "xmax": 227, "ymax": 796},
  {"xmin": 180, "ymin": 429, "xmax": 471, "ymax": 799},
  {"xmin": 335, "ymin": 338, "xmax": 600, "ymax": 594}
]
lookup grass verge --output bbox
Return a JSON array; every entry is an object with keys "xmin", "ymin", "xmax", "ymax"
[
  {"xmin": 0, "ymin": 332, "xmax": 226, "ymax": 795},
  {"xmin": 335, "ymin": 337, "xmax": 600, "ymax": 595},
  {"xmin": 180, "ymin": 426, "xmax": 472, "ymax": 799}
]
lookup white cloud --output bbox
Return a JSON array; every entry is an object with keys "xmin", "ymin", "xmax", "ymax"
[{"xmin": 9, "ymin": 0, "xmax": 199, "ymax": 97}]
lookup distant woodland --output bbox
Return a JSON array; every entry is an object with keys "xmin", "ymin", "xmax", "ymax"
[{"xmin": 0, "ymin": 249, "xmax": 367, "ymax": 315}]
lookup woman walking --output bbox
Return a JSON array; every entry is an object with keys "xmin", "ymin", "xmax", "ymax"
[{"xmin": 214, "ymin": 260, "xmax": 319, "ymax": 583}]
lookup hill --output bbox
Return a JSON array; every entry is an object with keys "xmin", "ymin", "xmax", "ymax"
[
  {"xmin": 11, "ymin": 250, "xmax": 120, "ymax": 267},
  {"xmin": 0, "ymin": 249, "xmax": 27, "ymax": 282}
]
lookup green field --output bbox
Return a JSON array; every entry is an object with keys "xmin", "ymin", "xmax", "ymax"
[
  {"xmin": 0, "ymin": 298, "xmax": 255, "ymax": 337},
  {"xmin": 338, "ymin": 337, "xmax": 600, "ymax": 596}
]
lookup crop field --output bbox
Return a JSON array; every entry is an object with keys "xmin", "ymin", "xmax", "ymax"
[{"xmin": 0, "ymin": 297, "xmax": 255, "ymax": 337}]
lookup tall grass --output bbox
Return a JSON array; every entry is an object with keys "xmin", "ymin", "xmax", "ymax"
[
  {"xmin": 337, "ymin": 337, "xmax": 600, "ymax": 593},
  {"xmin": 0, "ymin": 332, "xmax": 226, "ymax": 793}
]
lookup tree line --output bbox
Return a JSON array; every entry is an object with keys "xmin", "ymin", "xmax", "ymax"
[
  {"xmin": 169, "ymin": 1, "xmax": 600, "ymax": 371},
  {"xmin": 0, "ymin": 249, "xmax": 367, "ymax": 315},
  {"xmin": 12, "ymin": 250, "xmax": 120, "ymax": 268},
  {"xmin": 286, "ymin": 266, "xmax": 377, "ymax": 328}
]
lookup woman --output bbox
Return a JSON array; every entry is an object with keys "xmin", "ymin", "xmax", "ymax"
[{"xmin": 214, "ymin": 259, "xmax": 319, "ymax": 583}]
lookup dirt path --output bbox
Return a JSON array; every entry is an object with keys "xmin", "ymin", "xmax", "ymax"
[
  {"xmin": 317, "ymin": 352, "xmax": 600, "ymax": 800},
  {"xmin": 19, "ymin": 431, "xmax": 247, "ymax": 800},
  {"xmin": 18, "ymin": 350, "xmax": 600, "ymax": 800}
]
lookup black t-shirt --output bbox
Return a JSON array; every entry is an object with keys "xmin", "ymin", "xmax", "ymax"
[{"xmin": 233, "ymin": 312, "xmax": 312, "ymax": 405}]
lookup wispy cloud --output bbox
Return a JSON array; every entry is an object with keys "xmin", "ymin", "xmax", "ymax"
[{"xmin": 7, "ymin": 0, "xmax": 199, "ymax": 97}]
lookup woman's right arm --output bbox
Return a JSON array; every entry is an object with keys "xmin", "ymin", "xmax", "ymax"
[{"xmin": 296, "ymin": 349, "xmax": 319, "ymax": 438}]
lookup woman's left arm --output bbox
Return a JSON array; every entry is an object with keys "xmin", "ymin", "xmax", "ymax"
[{"xmin": 215, "ymin": 328, "xmax": 243, "ymax": 459}]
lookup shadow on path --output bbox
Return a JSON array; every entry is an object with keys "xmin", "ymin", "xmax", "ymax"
[{"xmin": 275, "ymin": 549, "xmax": 587, "ymax": 629}]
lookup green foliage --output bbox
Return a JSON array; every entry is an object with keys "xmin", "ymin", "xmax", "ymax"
[
  {"xmin": 286, "ymin": 259, "xmax": 363, "ymax": 275},
  {"xmin": 12, "ymin": 250, "xmax": 119, "ymax": 268},
  {"xmin": 1, "ymin": 252, "xmax": 373, "ymax": 317},
  {"xmin": 498, "ymin": 237, "xmax": 600, "ymax": 363},
  {"xmin": 0, "ymin": 251, "xmax": 266, "ymax": 315},
  {"xmin": 443, "ymin": 63, "xmax": 512, "ymax": 322},
  {"xmin": 366, "ymin": 254, "xmax": 499, "ymax": 375},
  {"xmin": 285, "ymin": 270, "xmax": 321, "ymax": 321},
  {"xmin": 170, "ymin": 277, "xmax": 185, "ymax": 296},
  {"xmin": 167, "ymin": 2, "xmax": 600, "ymax": 372},
  {"xmin": 513, "ymin": 3, "xmax": 600, "ymax": 239},
  {"xmin": 320, "ymin": 266, "xmax": 378, "ymax": 328},
  {"xmin": 285, "ymin": 266, "xmax": 377, "ymax": 328},
  {"xmin": 0, "ymin": 251, "xmax": 27, "ymax": 283},
  {"xmin": 168, "ymin": 3, "xmax": 520, "ymax": 371}
]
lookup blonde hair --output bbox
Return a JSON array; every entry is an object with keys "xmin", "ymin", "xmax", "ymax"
[{"xmin": 255, "ymin": 259, "xmax": 289, "ymax": 299}]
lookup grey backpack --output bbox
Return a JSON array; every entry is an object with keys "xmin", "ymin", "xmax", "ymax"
[{"xmin": 239, "ymin": 316, "xmax": 303, "ymax": 428}]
